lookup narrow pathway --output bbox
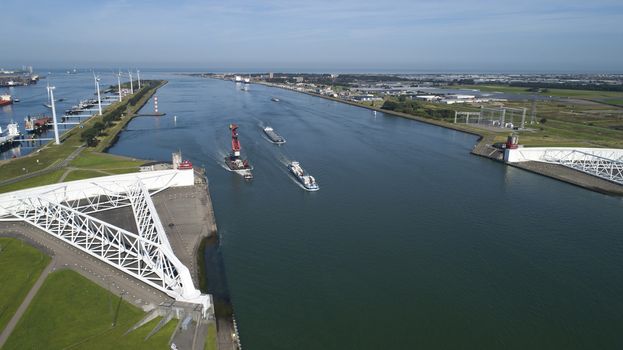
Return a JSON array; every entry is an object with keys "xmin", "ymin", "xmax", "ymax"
[
  {"xmin": 58, "ymin": 168, "xmax": 73, "ymax": 183},
  {"xmin": 0, "ymin": 257, "xmax": 57, "ymax": 348}
]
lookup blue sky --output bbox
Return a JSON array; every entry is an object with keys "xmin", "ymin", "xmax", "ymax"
[{"xmin": 2, "ymin": 0, "xmax": 623, "ymax": 72}]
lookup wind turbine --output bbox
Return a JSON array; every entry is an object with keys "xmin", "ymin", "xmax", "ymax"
[
  {"xmin": 93, "ymin": 73, "xmax": 102, "ymax": 115},
  {"xmin": 137, "ymin": 69, "xmax": 141, "ymax": 90},
  {"xmin": 47, "ymin": 85, "xmax": 60, "ymax": 145},
  {"xmin": 117, "ymin": 71, "xmax": 122, "ymax": 102},
  {"xmin": 128, "ymin": 70, "xmax": 134, "ymax": 94}
]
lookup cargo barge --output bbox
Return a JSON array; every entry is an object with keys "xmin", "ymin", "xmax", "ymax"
[{"xmin": 263, "ymin": 126, "xmax": 286, "ymax": 144}]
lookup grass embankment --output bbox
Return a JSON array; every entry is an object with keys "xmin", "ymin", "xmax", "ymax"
[
  {"xmin": 0, "ymin": 170, "xmax": 67, "ymax": 193},
  {"xmin": 0, "ymin": 80, "xmax": 166, "ymax": 193},
  {"xmin": 3, "ymin": 269, "xmax": 176, "ymax": 350},
  {"xmin": 456, "ymin": 84, "xmax": 623, "ymax": 102},
  {"xmin": 204, "ymin": 323, "xmax": 217, "ymax": 350},
  {"xmin": 370, "ymin": 85, "xmax": 623, "ymax": 149},
  {"xmin": 94, "ymin": 80, "xmax": 166, "ymax": 152},
  {"xmin": 0, "ymin": 238, "xmax": 50, "ymax": 332}
]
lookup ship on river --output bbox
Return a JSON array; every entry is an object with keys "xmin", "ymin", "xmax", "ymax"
[
  {"xmin": 24, "ymin": 115, "xmax": 51, "ymax": 134},
  {"xmin": 288, "ymin": 161, "xmax": 319, "ymax": 191},
  {"xmin": 0, "ymin": 122, "xmax": 20, "ymax": 149},
  {"xmin": 225, "ymin": 124, "xmax": 253, "ymax": 180},
  {"xmin": 263, "ymin": 126, "xmax": 286, "ymax": 144},
  {"xmin": 0, "ymin": 94, "xmax": 12, "ymax": 106}
]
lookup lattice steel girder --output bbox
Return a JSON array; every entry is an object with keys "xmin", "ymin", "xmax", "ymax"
[
  {"xmin": 0, "ymin": 170, "xmax": 189, "ymax": 220},
  {"xmin": 0, "ymin": 170, "xmax": 211, "ymax": 315},
  {"xmin": 543, "ymin": 149, "xmax": 623, "ymax": 185}
]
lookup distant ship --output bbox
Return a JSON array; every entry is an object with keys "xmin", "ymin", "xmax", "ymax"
[
  {"xmin": 224, "ymin": 124, "xmax": 253, "ymax": 180},
  {"xmin": 271, "ymin": 97, "xmax": 280, "ymax": 102},
  {"xmin": 288, "ymin": 161, "xmax": 319, "ymax": 191},
  {"xmin": 243, "ymin": 77, "xmax": 251, "ymax": 84},
  {"xmin": 234, "ymin": 75, "xmax": 243, "ymax": 83},
  {"xmin": 0, "ymin": 122, "xmax": 20, "ymax": 148},
  {"xmin": 0, "ymin": 94, "xmax": 13, "ymax": 106},
  {"xmin": 24, "ymin": 115, "xmax": 51, "ymax": 133},
  {"xmin": 263, "ymin": 126, "xmax": 286, "ymax": 144}
]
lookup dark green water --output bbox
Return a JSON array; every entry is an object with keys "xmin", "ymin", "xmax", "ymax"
[{"xmin": 109, "ymin": 74, "xmax": 623, "ymax": 349}]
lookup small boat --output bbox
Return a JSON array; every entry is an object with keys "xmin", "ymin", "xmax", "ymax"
[
  {"xmin": 288, "ymin": 161, "xmax": 319, "ymax": 191},
  {"xmin": 271, "ymin": 97, "xmax": 280, "ymax": 102},
  {"xmin": 13, "ymin": 98, "xmax": 20, "ymax": 103},
  {"xmin": 263, "ymin": 126, "xmax": 286, "ymax": 144},
  {"xmin": 0, "ymin": 94, "xmax": 13, "ymax": 106},
  {"xmin": 43, "ymin": 103, "xmax": 52, "ymax": 108}
]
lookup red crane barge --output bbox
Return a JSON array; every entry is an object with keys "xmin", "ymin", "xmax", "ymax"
[{"xmin": 224, "ymin": 123, "xmax": 253, "ymax": 180}]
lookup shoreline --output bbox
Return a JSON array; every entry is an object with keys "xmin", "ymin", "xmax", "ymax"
[
  {"xmin": 99, "ymin": 80, "xmax": 168, "ymax": 153},
  {"xmin": 253, "ymin": 79, "xmax": 623, "ymax": 196}
]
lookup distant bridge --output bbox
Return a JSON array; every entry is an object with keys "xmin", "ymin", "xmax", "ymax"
[
  {"xmin": 0, "ymin": 169, "xmax": 212, "ymax": 316},
  {"xmin": 505, "ymin": 147, "xmax": 623, "ymax": 185}
]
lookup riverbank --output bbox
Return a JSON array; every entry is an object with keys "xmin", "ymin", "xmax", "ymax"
[
  {"xmin": 255, "ymin": 80, "xmax": 623, "ymax": 196},
  {"xmin": 0, "ymin": 80, "xmax": 166, "ymax": 193},
  {"xmin": 98, "ymin": 80, "xmax": 167, "ymax": 152}
]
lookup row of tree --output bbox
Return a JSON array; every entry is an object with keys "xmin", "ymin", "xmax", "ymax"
[
  {"xmin": 80, "ymin": 101, "xmax": 127, "ymax": 146},
  {"xmin": 381, "ymin": 97, "xmax": 454, "ymax": 120},
  {"xmin": 80, "ymin": 81, "xmax": 160, "ymax": 146}
]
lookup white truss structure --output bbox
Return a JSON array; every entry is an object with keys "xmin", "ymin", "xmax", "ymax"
[
  {"xmin": 542, "ymin": 149, "xmax": 623, "ymax": 185},
  {"xmin": 505, "ymin": 147, "xmax": 623, "ymax": 186},
  {"xmin": 0, "ymin": 169, "xmax": 211, "ymax": 316}
]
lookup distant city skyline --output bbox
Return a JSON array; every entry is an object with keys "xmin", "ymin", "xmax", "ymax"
[{"xmin": 2, "ymin": 0, "xmax": 623, "ymax": 72}]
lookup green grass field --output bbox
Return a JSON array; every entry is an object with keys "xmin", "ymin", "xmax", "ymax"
[
  {"xmin": 375, "ymin": 85, "xmax": 623, "ymax": 148},
  {"xmin": 69, "ymin": 151, "xmax": 144, "ymax": 170},
  {"xmin": 205, "ymin": 323, "xmax": 217, "ymax": 350},
  {"xmin": 63, "ymin": 169, "xmax": 109, "ymax": 182},
  {"xmin": 456, "ymin": 84, "xmax": 623, "ymax": 100},
  {"xmin": 3, "ymin": 269, "xmax": 176, "ymax": 350},
  {"xmin": 0, "ymin": 238, "xmax": 50, "ymax": 332},
  {"xmin": 0, "ymin": 169, "xmax": 66, "ymax": 193}
]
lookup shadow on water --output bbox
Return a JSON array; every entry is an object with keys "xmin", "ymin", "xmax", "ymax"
[{"xmin": 200, "ymin": 233, "xmax": 234, "ymax": 319}]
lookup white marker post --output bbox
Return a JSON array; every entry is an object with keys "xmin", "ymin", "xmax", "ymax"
[{"xmin": 48, "ymin": 85, "xmax": 60, "ymax": 145}]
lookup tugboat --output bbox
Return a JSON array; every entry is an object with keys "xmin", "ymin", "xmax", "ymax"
[
  {"xmin": 263, "ymin": 126, "xmax": 286, "ymax": 144},
  {"xmin": 288, "ymin": 161, "xmax": 319, "ymax": 191},
  {"xmin": 0, "ymin": 94, "xmax": 12, "ymax": 106},
  {"xmin": 224, "ymin": 124, "xmax": 253, "ymax": 180}
]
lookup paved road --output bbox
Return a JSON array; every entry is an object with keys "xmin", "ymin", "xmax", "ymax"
[{"xmin": 0, "ymin": 256, "xmax": 56, "ymax": 348}]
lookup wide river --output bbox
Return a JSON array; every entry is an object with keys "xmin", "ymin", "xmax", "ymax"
[{"xmin": 104, "ymin": 73, "xmax": 623, "ymax": 349}]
